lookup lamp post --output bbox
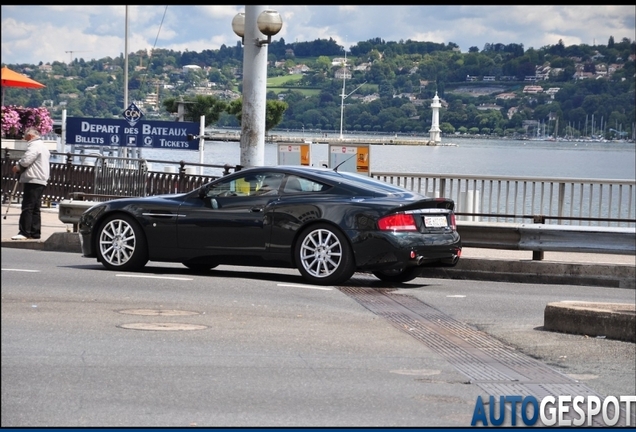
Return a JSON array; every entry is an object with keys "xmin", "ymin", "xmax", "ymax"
[
  {"xmin": 232, "ymin": 6, "xmax": 283, "ymax": 167},
  {"xmin": 338, "ymin": 50, "xmax": 365, "ymax": 140}
]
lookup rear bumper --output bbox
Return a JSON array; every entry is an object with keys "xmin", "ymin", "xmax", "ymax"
[{"xmin": 352, "ymin": 230, "xmax": 462, "ymax": 270}]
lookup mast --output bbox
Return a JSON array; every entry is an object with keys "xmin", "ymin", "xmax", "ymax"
[{"xmin": 339, "ymin": 50, "xmax": 347, "ymax": 140}]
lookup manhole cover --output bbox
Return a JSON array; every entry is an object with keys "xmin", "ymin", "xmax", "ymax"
[
  {"xmin": 118, "ymin": 323, "xmax": 207, "ymax": 331},
  {"xmin": 118, "ymin": 309, "xmax": 200, "ymax": 316}
]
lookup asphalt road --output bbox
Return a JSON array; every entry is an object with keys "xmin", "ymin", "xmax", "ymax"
[{"xmin": 2, "ymin": 248, "xmax": 635, "ymax": 427}]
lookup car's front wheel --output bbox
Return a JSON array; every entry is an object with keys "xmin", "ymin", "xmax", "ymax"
[
  {"xmin": 372, "ymin": 266, "xmax": 421, "ymax": 283},
  {"xmin": 295, "ymin": 223, "xmax": 356, "ymax": 285},
  {"xmin": 96, "ymin": 214, "xmax": 148, "ymax": 271}
]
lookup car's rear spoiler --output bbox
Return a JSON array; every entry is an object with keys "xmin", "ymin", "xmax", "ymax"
[{"xmin": 397, "ymin": 197, "xmax": 455, "ymax": 212}]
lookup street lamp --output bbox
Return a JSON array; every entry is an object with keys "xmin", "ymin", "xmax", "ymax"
[
  {"xmin": 231, "ymin": 6, "xmax": 283, "ymax": 168},
  {"xmin": 232, "ymin": 10, "xmax": 283, "ymax": 47}
]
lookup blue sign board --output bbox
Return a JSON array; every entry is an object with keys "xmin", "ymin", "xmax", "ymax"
[{"xmin": 65, "ymin": 117, "xmax": 200, "ymax": 151}]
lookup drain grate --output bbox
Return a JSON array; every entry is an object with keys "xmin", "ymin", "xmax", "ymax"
[{"xmin": 338, "ymin": 286, "xmax": 632, "ymax": 426}]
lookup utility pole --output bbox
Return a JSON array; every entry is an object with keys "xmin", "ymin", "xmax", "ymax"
[{"xmin": 338, "ymin": 50, "xmax": 365, "ymax": 140}]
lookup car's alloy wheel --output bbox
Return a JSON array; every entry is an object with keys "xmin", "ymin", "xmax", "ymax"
[
  {"xmin": 295, "ymin": 223, "xmax": 355, "ymax": 285},
  {"xmin": 372, "ymin": 266, "xmax": 421, "ymax": 283},
  {"xmin": 97, "ymin": 214, "xmax": 148, "ymax": 271}
]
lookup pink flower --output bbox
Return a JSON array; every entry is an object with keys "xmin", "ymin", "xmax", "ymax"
[{"xmin": 1, "ymin": 105, "xmax": 53, "ymax": 138}]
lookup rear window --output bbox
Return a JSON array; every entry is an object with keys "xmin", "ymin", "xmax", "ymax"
[{"xmin": 326, "ymin": 171, "xmax": 411, "ymax": 194}]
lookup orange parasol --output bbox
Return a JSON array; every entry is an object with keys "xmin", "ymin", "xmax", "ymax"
[
  {"xmin": 1, "ymin": 66, "xmax": 46, "ymax": 105},
  {"xmin": 1, "ymin": 66, "xmax": 45, "ymax": 88}
]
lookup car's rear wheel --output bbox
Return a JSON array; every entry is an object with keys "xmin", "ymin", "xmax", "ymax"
[
  {"xmin": 373, "ymin": 266, "xmax": 421, "ymax": 283},
  {"xmin": 295, "ymin": 223, "xmax": 355, "ymax": 285},
  {"xmin": 96, "ymin": 214, "xmax": 148, "ymax": 271}
]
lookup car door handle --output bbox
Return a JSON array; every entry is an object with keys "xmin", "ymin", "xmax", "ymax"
[{"xmin": 250, "ymin": 206, "xmax": 263, "ymax": 212}]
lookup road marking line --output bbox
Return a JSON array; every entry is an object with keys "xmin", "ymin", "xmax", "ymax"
[
  {"xmin": 277, "ymin": 283, "xmax": 332, "ymax": 291},
  {"xmin": 116, "ymin": 274, "xmax": 193, "ymax": 281},
  {"xmin": 1, "ymin": 268, "xmax": 40, "ymax": 272},
  {"xmin": 446, "ymin": 295, "xmax": 466, "ymax": 298}
]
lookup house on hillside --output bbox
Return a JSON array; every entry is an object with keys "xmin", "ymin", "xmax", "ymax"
[
  {"xmin": 496, "ymin": 92, "xmax": 516, "ymax": 100},
  {"xmin": 523, "ymin": 85, "xmax": 543, "ymax": 94},
  {"xmin": 290, "ymin": 64, "xmax": 310, "ymax": 75},
  {"xmin": 334, "ymin": 67, "xmax": 351, "ymax": 80},
  {"xmin": 332, "ymin": 57, "xmax": 347, "ymax": 67},
  {"xmin": 545, "ymin": 87, "xmax": 561, "ymax": 99},
  {"xmin": 182, "ymin": 65, "xmax": 202, "ymax": 73}
]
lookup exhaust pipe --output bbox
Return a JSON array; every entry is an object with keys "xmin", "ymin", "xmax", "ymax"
[{"xmin": 416, "ymin": 256, "xmax": 425, "ymax": 266}]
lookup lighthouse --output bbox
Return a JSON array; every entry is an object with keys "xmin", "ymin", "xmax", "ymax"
[{"xmin": 429, "ymin": 92, "xmax": 442, "ymax": 143}]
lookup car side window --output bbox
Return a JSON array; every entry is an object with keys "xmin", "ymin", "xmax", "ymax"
[
  {"xmin": 253, "ymin": 173, "xmax": 284, "ymax": 196},
  {"xmin": 206, "ymin": 172, "xmax": 285, "ymax": 197},
  {"xmin": 283, "ymin": 175, "xmax": 329, "ymax": 193}
]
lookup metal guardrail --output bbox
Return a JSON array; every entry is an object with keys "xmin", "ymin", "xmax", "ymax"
[{"xmin": 457, "ymin": 221, "xmax": 636, "ymax": 258}]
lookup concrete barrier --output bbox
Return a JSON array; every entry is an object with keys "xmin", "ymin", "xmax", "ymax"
[
  {"xmin": 58, "ymin": 200, "xmax": 97, "ymax": 231},
  {"xmin": 544, "ymin": 301, "xmax": 635, "ymax": 342}
]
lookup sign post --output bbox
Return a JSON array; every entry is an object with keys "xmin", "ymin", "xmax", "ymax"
[{"xmin": 121, "ymin": 103, "xmax": 144, "ymax": 159}]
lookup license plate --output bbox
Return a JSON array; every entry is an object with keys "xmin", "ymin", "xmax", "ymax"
[{"xmin": 424, "ymin": 215, "xmax": 448, "ymax": 227}]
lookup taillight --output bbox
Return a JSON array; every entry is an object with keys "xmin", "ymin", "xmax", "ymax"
[
  {"xmin": 378, "ymin": 213, "xmax": 418, "ymax": 231},
  {"xmin": 450, "ymin": 213, "xmax": 457, "ymax": 230}
]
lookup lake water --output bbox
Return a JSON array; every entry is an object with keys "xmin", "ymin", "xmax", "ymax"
[{"xmin": 138, "ymin": 137, "xmax": 636, "ymax": 181}]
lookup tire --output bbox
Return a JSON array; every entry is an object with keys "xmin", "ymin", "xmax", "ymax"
[
  {"xmin": 373, "ymin": 266, "xmax": 422, "ymax": 283},
  {"xmin": 183, "ymin": 262, "xmax": 219, "ymax": 272},
  {"xmin": 96, "ymin": 213, "xmax": 148, "ymax": 271},
  {"xmin": 295, "ymin": 223, "xmax": 356, "ymax": 286}
]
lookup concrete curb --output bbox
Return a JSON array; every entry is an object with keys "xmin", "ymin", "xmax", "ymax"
[
  {"xmin": 1, "ymin": 232, "xmax": 81, "ymax": 252},
  {"xmin": 544, "ymin": 301, "xmax": 636, "ymax": 342}
]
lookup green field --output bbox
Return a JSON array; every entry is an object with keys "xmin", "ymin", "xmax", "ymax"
[
  {"xmin": 267, "ymin": 74, "xmax": 304, "ymax": 86},
  {"xmin": 267, "ymin": 74, "xmax": 319, "ymax": 96}
]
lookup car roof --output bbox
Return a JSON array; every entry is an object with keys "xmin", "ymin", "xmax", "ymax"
[{"xmin": 238, "ymin": 165, "xmax": 416, "ymax": 196}]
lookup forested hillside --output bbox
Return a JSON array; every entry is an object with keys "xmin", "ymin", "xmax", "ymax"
[{"xmin": 2, "ymin": 36, "xmax": 634, "ymax": 139}]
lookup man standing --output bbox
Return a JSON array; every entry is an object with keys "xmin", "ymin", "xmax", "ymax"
[{"xmin": 11, "ymin": 127, "xmax": 50, "ymax": 240}]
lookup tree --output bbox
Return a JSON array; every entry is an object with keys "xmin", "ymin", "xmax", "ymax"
[
  {"xmin": 226, "ymin": 99, "xmax": 288, "ymax": 132},
  {"xmin": 162, "ymin": 95, "xmax": 227, "ymax": 126}
]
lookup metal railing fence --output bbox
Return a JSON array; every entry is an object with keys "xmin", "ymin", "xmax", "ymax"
[
  {"xmin": 1, "ymin": 150, "xmax": 242, "ymax": 204},
  {"xmin": 371, "ymin": 172, "xmax": 635, "ymax": 228},
  {"xmin": 2, "ymin": 149, "xmax": 634, "ymax": 228}
]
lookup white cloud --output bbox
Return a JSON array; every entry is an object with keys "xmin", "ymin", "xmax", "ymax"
[{"xmin": 1, "ymin": 5, "xmax": 634, "ymax": 65}]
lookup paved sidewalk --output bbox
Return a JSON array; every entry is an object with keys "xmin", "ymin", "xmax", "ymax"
[
  {"xmin": 2, "ymin": 202, "xmax": 634, "ymax": 342},
  {"xmin": 1, "ymin": 203, "xmax": 70, "ymax": 238}
]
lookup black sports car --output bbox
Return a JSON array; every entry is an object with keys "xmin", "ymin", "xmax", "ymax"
[{"xmin": 78, "ymin": 165, "xmax": 461, "ymax": 285}]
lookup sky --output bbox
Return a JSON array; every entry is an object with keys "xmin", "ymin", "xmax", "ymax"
[{"xmin": 1, "ymin": 5, "xmax": 635, "ymax": 66}]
